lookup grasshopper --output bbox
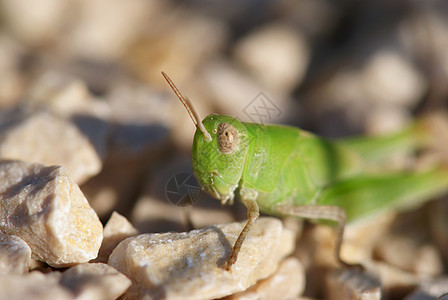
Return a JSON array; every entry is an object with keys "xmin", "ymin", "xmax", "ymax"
[{"xmin": 162, "ymin": 72, "xmax": 448, "ymax": 270}]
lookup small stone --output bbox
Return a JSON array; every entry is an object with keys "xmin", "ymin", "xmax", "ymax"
[
  {"xmin": 0, "ymin": 234, "xmax": 31, "ymax": 275},
  {"xmin": 0, "ymin": 110, "xmax": 102, "ymax": 184},
  {"xmin": 233, "ymin": 23, "xmax": 309, "ymax": 93},
  {"xmin": 224, "ymin": 257, "xmax": 305, "ymax": 300},
  {"xmin": 109, "ymin": 217, "xmax": 295, "ymax": 300},
  {"xmin": 365, "ymin": 261, "xmax": 420, "ymax": 297},
  {"xmin": 66, "ymin": 0, "xmax": 158, "ymax": 61},
  {"xmin": 375, "ymin": 238, "xmax": 443, "ymax": 276},
  {"xmin": 361, "ymin": 49, "xmax": 426, "ymax": 108},
  {"xmin": 405, "ymin": 278, "xmax": 448, "ymax": 300},
  {"xmin": 60, "ymin": 263, "xmax": 131, "ymax": 300},
  {"xmin": 0, "ymin": 0, "xmax": 70, "ymax": 46},
  {"xmin": 201, "ymin": 61, "xmax": 290, "ymax": 124},
  {"xmin": 94, "ymin": 211, "xmax": 138, "ymax": 263},
  {"xmin": 0, "ymin": 271, "xmax": 73, "ymax": 300},
  {"xmin": 0, "ymin": 160, "xmax": 103, "ymax": 267},
  {"xmin": 325, "ymin": 268, "xmax": 381, "ymax": 300}
]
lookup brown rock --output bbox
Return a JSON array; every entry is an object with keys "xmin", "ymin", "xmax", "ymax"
[{"xmin": 0, "ymin": 160, "xmax": 103, "ymax": 267}]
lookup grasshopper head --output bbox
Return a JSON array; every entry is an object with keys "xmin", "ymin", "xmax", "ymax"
[
  {"xmin": 192, "ymin": 115, "xmax": 249, "ymax": 204},
  {"xmin": 161, "ymin": 72, "xmax": 248, "ymax": 204}
]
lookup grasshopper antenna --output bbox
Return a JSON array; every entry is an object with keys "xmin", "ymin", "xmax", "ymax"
[{"xmin": 162, "ymin": 72, "xmax": 212, "ymax": 142}]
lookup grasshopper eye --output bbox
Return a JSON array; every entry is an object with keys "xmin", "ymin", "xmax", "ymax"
[{"xmin": 218, "ymin": 123, "xmax": 239, "ymax": 154}]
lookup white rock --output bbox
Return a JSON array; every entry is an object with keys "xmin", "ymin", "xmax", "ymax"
[
  {"xmin": 225, "ymin": 257, "xmax": 305, "ymax": 300},
  {"xmin": 95, "ymin": 212, "xmax": 138, "ymax": 263},
  {"xmin": 361, "ymin": 49, "xmax": 426, "ymax": 108},
  {"xmin": 201, "ymin": 61, "xmax": 290, "ymax": 124},
  {"xmin": 326, "ymin": 268, "xmax": 381, "ymax": 300},
  {"xmin": 234, "ymin": 23, "xmax": 309, "ymax": 93},
  {"xmin": 0, "ymin": 271, "xmax": 73, "ymax": 300},
  {"xmin": 60, "ymin": 263, "xmax": 131, "ymax": 300},
  {"xmin": 405, "ymin": 278, "xmax": 448, "ymax": 300},
  {"xmin": 0, "ymin": 160, "xmax": 103, "ymax": 267},
  {"xmin": 109, "ymin": 217, "xmax": 295, "ymax": 300},
  {"xmin": 0, "ymin": 0, "xmax": 70, "ymax": 45},
  {"xmin": 0, "ymin": 234, "xmax": 31, "ymax": 275},
  {"xmin": 66, "ymin": 0, "xmax": 159, "ymax": 61},
  {"xmin": 0, "ymin": 110, "xmax": 102, "ymax": 184}
]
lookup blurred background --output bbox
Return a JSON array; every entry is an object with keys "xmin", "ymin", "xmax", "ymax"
[{"xmin": 1, "ymin": 0, "xmax": 448, "ymax": 297}]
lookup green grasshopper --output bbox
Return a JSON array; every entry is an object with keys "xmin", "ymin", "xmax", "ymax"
[{"xmin": 162, "ymin": 72, "xmax": 448, "ymax": 270}]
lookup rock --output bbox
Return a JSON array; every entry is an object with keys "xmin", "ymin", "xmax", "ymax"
[
  {"xmin": 201, "ymin": 61, "xmax": 290, "ymax": 124},
  {"xmin": 233, "ymin": 23, "xmax": 309, "ymax": 93},
  {"xmin": 365, "ymin": 260, "xmax": 421, "ymax": 298},
  {"xmin": 60, "ymin": 263, "xmax": 131, "ymax": 300},
  {"xmin": 0, "ymin": 271, "xmax": 73, "ymax": 300},
  {"xmin": 361, "ymin": 49, "xmax": 426, "ymax": 108},
  {"xmin": 0, "ymin": 0, "xmax": 70, "ymax": 46},
  {"xmin": 0, "ymin": 110, "xmax": 102, "ymax": 184},
  {"xmin": 126, "ymin": 11, "xmax": 228, "ymax": 86},
  {"xmin": 224, "ymin": 257, "xmax": 305, "ymax": 300},
  {"xmin": 0, "ymin": 234, "xmax": 31, "ymax": 275},
  {"xmin": 0, "ymin": 160, "xmax": 103, "ymax": 267},
  {"xmin": 405, "ymin": 278, "xmax": 448, "ymax": 300},
  {"xmin": 109, "ymin": 217, "xmax": 295, "ymax": 300},
  {"xmin": 65, "ymin": 0, "xmax": 159, "ymax": 61},
  {"xmin": 375, "ymin": 234, "xmax": 443, "ymax": 276},
  {"xmin": 94, "ymin": 212, "xmax": 138, "ymax": 263},
  {"xmin": 325, "ymin": 268, "xmax": 381, "ymax": 300},
  {"xmin": 0, "ymin": 34, "xmax": 25, "ymax": 108}
]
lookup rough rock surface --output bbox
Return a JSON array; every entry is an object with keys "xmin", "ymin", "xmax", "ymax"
[
  {"xmin": 224, "ymin": 257, "xmax": 305, "ymax": 300},
  {"xmin": 60, "ymin": 263, "xmax": 131, "ymax": 300},
  {"xmin": 94, "ymin": 211, "xmax": 138, "ymax": 263},
  {"xmin": 0, "ymin": 271, "xmax": 73, "ymax": 300},
  {"xmin": 0, "ymin": 233, "xmax": 31, "ymax": 275},
  {"xmin": 109, "ymin": 217, "xmax": 295, "ymax": 300},
  {"xmin": 0, "ymin": 110, "xmax": 102, "ymax": 184},
  {"xmin": 0, "ymin": 160, "xmax": 103, "ymax": 267}
]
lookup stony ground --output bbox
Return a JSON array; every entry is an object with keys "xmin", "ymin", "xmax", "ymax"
[{"xmin": 1, "ymin": 1, "xmax": 448, "ymax": 299}]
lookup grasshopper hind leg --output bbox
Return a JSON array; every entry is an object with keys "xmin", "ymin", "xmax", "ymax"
[{"xmin": 273, "ymin": 204, "xmax": 364, "ymax": 271}]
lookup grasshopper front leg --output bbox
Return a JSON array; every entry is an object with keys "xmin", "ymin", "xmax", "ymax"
[
  {"xmin": 273, "ymin": 204, "xmax": 364, "ymax": 270},
  {"xmin": 225, "ymin": 197, "xmax": 259, "ymax": 270}
]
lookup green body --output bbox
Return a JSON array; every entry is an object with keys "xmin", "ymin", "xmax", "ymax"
[{"xmin": 192, "ymin": 115, "xmax": 448, "ymax": 223}]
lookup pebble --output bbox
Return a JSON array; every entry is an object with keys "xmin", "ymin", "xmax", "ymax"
[
  {"xmin": 224, "ymin": 257, "xmax": 305, "ymax": 300},
  {"xmin": 0, "ymin": 110, "xmax": 102, "ymax": 184},
  {"xmin": 0, "ymin": 233, "xmax": 31, "ymax": 275},
  {"xmin": 60, "ymin": 263, "xmax": 132, "ymax": 300},
  {"xmin": 325, "ymin": 268, "xmax": 381, "ymax": 300},
  {"xmin": 0, "ymin": 271, "xmax": 72, "ymax": 300},
  {"xmin": 0, "ymin": 0, "xmax": 70, "ymax": 46},
  {"xmin": 65, "ymin": 0, "xmax": 158, "ymax": 61},
  {"xmin": 361, "ymin": 49, "xmax": 426, "ymax": 108},
  {"xmin": 0, "ymin": 35, "xmax": 25, "ymax": 107},
  {"xmin": 375, "ymin": 234, "xmax": 443, "ymax": 276},
  {"xmin": 94, "ymin": 211, "xmax": 138, "ymax": 263},
  {"xmin": 405, "ymin": 278, "xmax": 448, "ymax": 300},
  {"xmin": 233, "ymin": 23, "xmax": 309, "ymax": 93},
  {"xmin": 109, "ymin": 217, "xmax": 295, "ymax": 300},
  {"xmin": 0, "ymin": 160, "xmax": 103, "ymax": 267}
]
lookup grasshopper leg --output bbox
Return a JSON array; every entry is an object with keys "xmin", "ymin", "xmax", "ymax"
[
  {"xmin": 273, "ymin": 204, "xmax": 364, "ymax": 270},
  {"xmin": 225, "ymin": 198, "xmax": 259, "ymax": 270}
]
